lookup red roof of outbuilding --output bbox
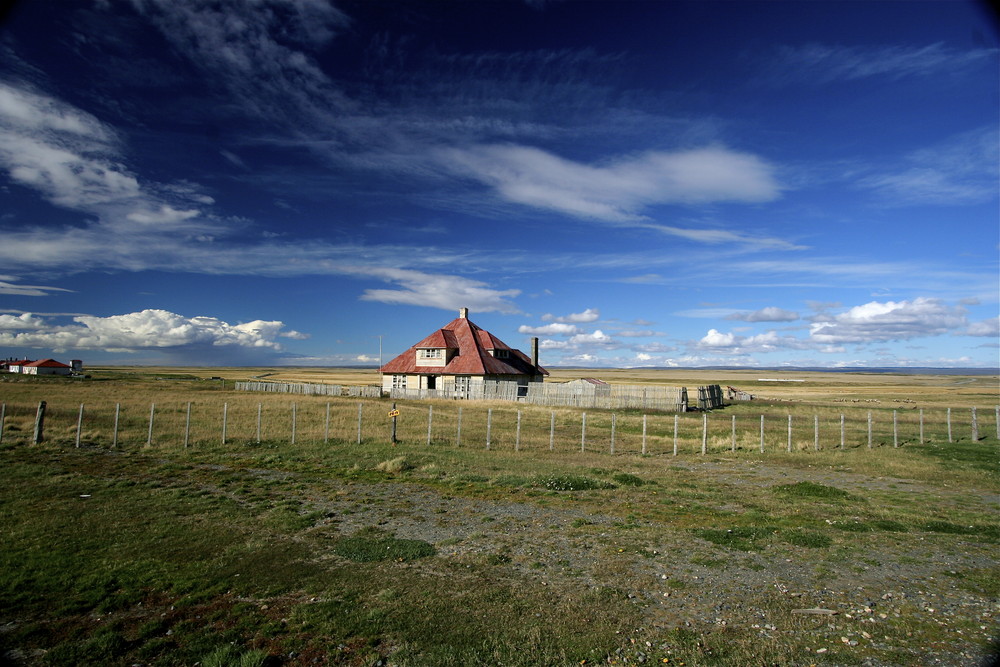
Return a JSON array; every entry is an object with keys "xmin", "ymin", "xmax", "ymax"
[
  {"xmin": 381, "ymin": 315, "xmax": 547, "ymax": 376},
  {"xmin": 24, "ymin": 359, "xmax": 71, "ymax": 368}
]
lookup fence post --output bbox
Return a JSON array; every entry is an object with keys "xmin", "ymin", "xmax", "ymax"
[
  {"xmin": 971, "ymin": 407, "xmax": 979, "ymax": 442},
  {"xmin": 324, "ymin": 403, "xmax": 330, "ymax": 444},
  {"xmin": 814, "ymin": 414, "xmax": 819, "ymax": 451},
  {"xmin": 581, "ymin": 412, "xmax": 586, "ymax": 453},
  {"xmin": 75, "ymin": 403, "xmax": 84, "ymax": 448},
  {"xmin": 357, "ymin": 402, "xmax": 363, "ymax": 445},
  {"xmin": 456, "ymin": 406, "xmax": 462, "ymax": 447},
  {"xmin": 32, "ymin": 401, "xmax": 46, "ymax": 444},
  {"xmin": 0, "ymin": 402, "xmax": 4, "ymax": 445},
  {"xmin": 840, "ymin": 414, "xmax": 844, "ymax": 449},
  {"xmin": 610, "ymin": 414, "xmax": 616, "ymax": 455},
  {"xmin": 947, "ymin": 407, "xmax": 952, "ymax": 443},
  {"xmin": 184, "ymin": 402, "xmax": 191, "ymax": 448},
  {"xmin": 760, "ymin": 415, "xmax": 764, "ymax": 453},
  {"xmin": 893, "ymin": 410, "xmax": 898, "ymax": 448},
  {"xmin": 390, "ymin": 402, "xmax": 398, "ymax": 445},
  {"xmin": 673, "ymin": 414, "xmax": 678, "ymax": 456},
  {"xmin": 515, "ymin": 410, "xmax": 521, "ymax": 452},
  {"xmin": 112, "ymin": 403, "xmax": 120, "ymax": 449},
  {"xmin": 549, "ymin": 411, "xmax": 555, "ymax": 451},
  {"xmin": 146, "ymin": 403, "xmax": 154, "ymax": 447},
  {"xmin": 701, "ymin": 413, "xmax": 707, "ymax": 455},
  {"xmin": 291, "ymin": 403, "xmax": 297, "ymax": 445},
  {"xmin": 995, "ymin": 405, "xmax": 999, "ymax": 440},
  {"xmin": 731, "ymin": 415, "xmax": 736, "ymax": 452},
  {"xmin": 787, "ymin": 414, "xmax": 792, "ymax": 452},
  {"xmin": 919, "ymin": 409, "xmax": 924, "ymax": 444},
  {"xmin": 222, "ymin": 403, "xmax": 228, "ymax": 445},
  {"xmin": 427, "ymin": 405, "xmax": 433, "ymax": 447},
  {"xmin": 642, "ymin": 414, "xmax": 647, "ymax": 455},
  {"xmin": 486, "ymin": 408, "xmax": 492, "ymax": 450},
  {"xmin": 867, "ymin": 412, "xmax": 872, "ymax": 449}
]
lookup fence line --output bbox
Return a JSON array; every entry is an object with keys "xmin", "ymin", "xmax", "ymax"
[
  {"xmin": 3, "ymin": 397, "xmax": 996, "ymax": 456},
  {"xmin": 242, "ymin": 379, "xmax": 723, "ymax": 412}
]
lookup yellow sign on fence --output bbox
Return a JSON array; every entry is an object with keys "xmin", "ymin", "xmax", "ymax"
[{"xmin": 388, "ymin": 409, "xmax": 400, "ymax": 418}]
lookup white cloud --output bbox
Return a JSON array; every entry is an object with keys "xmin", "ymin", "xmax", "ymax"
[
  {"xmin": 967, "ymin": 317, "xmax": 999, "ymax": 338},
  {"xmin": 0, "ymin": 277, "xmax": 73, "ymax": 297},
  {"xmin": 0, "ymin": 313, "xmax": 48, "ymax": 331},
  {"xmin": 568, "ymin": 329, "xmax": 615, "ymax": 346},
  {"xmin": 0, "ymin": 309, "xmax": 302, "ymax": 353},
  {"xmin": 542, "ymin": 308, "xmax": 600, "ymax": 323},
  {"xmin": 441, "ymin": 144, "xmax": 781, "ymax": 223},
  {"xmin": 358, "ymin": 267, "xmax": 521, "ymax": 314},
  {"xmin": 767, "ymin": 42, "xmax": 995, "ymax": 85},
  {"xmin": 727, "ymin": 306, "xmax": 800, "ymax": 323},
  {"xmin": 518, "ymin": 323, "xmax": 581, "ymax": 336},
  {"xmin": 809, "ymin": 297, "xmax": 967, "ymax": 344},
  {"xmin": 699, "ymin": 329, "xmax": 738, "ymax": 348},
  {"xmin": 859, "ymin": 127, "xmax": 999, "ymax": 206}
]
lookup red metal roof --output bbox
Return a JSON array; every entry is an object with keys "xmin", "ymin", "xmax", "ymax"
[
  {"xmin": 381, "ymin": 315, "xmax": 547, "ymax": 377},
  {"xmin": 24, "ymin": 359, "xmax": 70, "ymax": 368}
]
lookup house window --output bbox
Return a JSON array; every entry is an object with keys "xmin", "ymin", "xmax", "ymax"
[
  {"xmin": 392, "ymin": 374, "xmax": 407, "ymax": 389},
  {"xmin": 455, "ymin": 375, "xmax": 470, "ymax": 394},
  {"xmin": 492, "ymin": 349, "xmax": 509, "ymax": 359},
  {"xmin": 418, "ymin": 349, "xmax": 443, "ymax": 359}
]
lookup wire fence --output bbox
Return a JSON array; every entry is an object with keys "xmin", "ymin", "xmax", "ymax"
[
  {"xmin": 2, "ymin": 397, "xmax": 996, "ymax": 456},
  {"xmin": 238, "ymin": 380, "xmax": 723, "ymax": 411}
]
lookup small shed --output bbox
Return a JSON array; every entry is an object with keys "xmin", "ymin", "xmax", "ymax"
[{"xmin": 22, "ymin": 359, "xmax": 72, "ymax": 376}]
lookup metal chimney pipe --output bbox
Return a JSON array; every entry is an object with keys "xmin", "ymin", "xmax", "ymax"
[{"xmin": 531, "ymin": 337, "xmax": 539, "ymax": 368}]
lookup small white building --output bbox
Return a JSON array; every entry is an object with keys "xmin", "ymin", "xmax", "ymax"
[{"xmin": 22, "ymin": 359, "xmax": 72, "ymax": 376}]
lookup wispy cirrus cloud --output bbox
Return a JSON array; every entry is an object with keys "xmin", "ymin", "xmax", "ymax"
[
  {"xmin": 440, "ymin": 143, "xmax": 782, "ymax": 223},
  {"xmin": 858, "ymin": 127, "xmax": 999, "ymax": 206},
  {"xmin": 765, "ymin": 42, "xmax": 995, "ymax": 85}
]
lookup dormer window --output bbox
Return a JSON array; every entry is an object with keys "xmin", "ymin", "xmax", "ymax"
[
  {"xmin": 491, "ymin": 349, "xmax": 509, "ymax": 359},
  {"xmin": 419, "ymin": 349, "xmax": 443, "ymax": 359}
]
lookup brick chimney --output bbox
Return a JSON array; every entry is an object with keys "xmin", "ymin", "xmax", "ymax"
[
  {"xmin": 459, "ymin": 307, "xmax": 469, "ymax": 319},
  {"xmin": 531, "ymin": 337, "xmax": 539, "ymax": 368}
]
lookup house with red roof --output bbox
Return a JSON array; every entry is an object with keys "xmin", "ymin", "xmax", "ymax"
[
  {"xmin": 380, "ymin": 308, "xmax": 547, "ymax": 396},
  {"xmin": 22, "ymin": 359, "xmax": 72, "ymax": 376}
]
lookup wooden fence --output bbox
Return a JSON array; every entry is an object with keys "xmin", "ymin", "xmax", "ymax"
[
  {"xmin": 241, "ymin": 380, "xmax": 721, "ymax": 412},
  {"xmin": 2, "ymin": 397, "xmax": 996, "ymax": 455},
  {"xmin": 236, "ymin": 381, "xmax": 382, "ymax": 398}
]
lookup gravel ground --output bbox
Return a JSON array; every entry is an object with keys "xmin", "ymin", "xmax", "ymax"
[{"xmin": 243, "ymin": 457, "xmax": 1000, "ymax": 667}]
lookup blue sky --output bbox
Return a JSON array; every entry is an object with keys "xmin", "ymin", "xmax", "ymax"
[{"xmin": 0, "ymin": 0, "xmax": 997, "ymax": 368}]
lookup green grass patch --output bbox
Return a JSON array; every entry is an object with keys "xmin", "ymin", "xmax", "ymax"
[
  {"xmin": 534, "ymin": 474, "xmax": 616, "ymax": 491},
  {"xmin": 771, "ymin": 481, "xmax": 855, "ymax": 501},
  {"xmin": 334, "ymin": 529, "xmax": 437, "ymax": 563},
  {"xmin": 694, "ymin": 526, "xmax": 771, "ymax": 551}
]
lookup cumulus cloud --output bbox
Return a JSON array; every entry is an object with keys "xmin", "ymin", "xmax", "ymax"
[
  {"xmin": 441, "ymin": 144, "xmax": 781, "ymax": 223},
  {"xmin": 967, "ymin": 316, "xmax": 999, "ymax": 338},
  {"xmin": 809, "ymin": 297, "xmax": 966, "ymax": 344},
  {"xmin": 726, "ymin": 306, "xmax": 800, "ymax": 323},
  {"xmin": 0, "ymin": 309, "xmax": 303, "ymax": 353},
  {"xmin": 542, "ymin": 308, "xmax": 600, "ymax": 323},
  {"xmin": 568, "ymin": 329, "xmax": 615, "ymax": 346}
]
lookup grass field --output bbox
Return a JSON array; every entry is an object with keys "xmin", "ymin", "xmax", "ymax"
[{"xmin": 0, "ymin": 367, "xmax": 997, "ymax": 666}]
